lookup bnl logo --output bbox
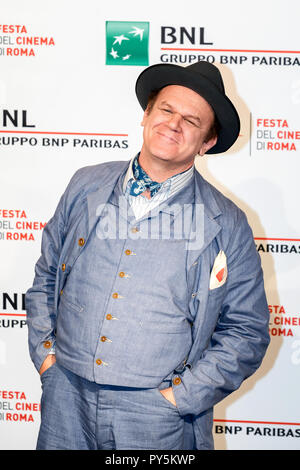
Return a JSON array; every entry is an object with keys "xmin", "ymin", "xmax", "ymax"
[{"xmin": 106, "ymin": 21, "xmax": 149, "ymax": 66}]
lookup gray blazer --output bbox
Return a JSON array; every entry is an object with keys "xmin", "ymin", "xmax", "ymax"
[{"xmin": 26, "ymin": 160, "xmax": 270, "ymax": 449}]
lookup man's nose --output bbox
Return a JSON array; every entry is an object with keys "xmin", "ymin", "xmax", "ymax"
[{"xmin": 167, "ymin": 113, "xmax": 182, "ymax": 131}]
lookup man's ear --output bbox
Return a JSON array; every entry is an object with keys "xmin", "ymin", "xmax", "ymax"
[{"xmin": 198, "ymin": 135, "xmax": 217, "ymax": 156}]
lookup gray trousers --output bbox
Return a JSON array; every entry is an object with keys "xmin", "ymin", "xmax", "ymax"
[{"xmin": 37, "ymin": 361, "xmax": 195, "ymax": 450}]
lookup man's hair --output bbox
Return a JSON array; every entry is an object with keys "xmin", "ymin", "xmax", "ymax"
[
  {"xmin": 146, "ymin": 89, "xmax": 160, "ymax": 113},
  {"xmin": 146, "ymin": 89, "xmax": 220, "ymax": 143}
]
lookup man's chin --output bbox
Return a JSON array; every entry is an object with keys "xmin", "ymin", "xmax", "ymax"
[
  {"xmin": 151, "ymin": 152, "xmax": 179, "ymax": 164},
  {"xmin": 147, "ymin": 145, "xmax": 180, "ymax": 161}
]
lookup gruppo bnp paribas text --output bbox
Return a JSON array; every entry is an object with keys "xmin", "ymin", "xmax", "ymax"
[{"xmin": 0, "ymin": 109, "xmax": 129, "ymax": 149}]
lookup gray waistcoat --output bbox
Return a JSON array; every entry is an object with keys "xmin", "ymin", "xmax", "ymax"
[{"xmin": 56, "ymin": 169, "xmax": 196, "ymax": 388}]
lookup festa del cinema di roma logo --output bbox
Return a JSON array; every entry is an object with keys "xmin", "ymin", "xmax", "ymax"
[{"xmin": 105, "ymin": 21, "xmax": 149, "ymax": 66}]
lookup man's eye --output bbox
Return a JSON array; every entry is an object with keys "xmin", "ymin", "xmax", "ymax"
[
  {"xmin": 185, "ymin": 118, "xmax": 196, "ymax": 126},
  {"xmin": 161, "ymin": 108, "xmax": 172, "ymax": 113}
]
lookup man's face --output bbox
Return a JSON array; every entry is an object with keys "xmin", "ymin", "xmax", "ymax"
[{"xmin": 140, "ymin": 85, "xmax": 217, "ymax": 170}]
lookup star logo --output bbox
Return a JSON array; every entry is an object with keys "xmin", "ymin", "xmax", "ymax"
[
  {"xmin": 109, "ymin": 47, "xmax": 119, "ymax": 59},
  {"xmin": 129, "ymin": 26, "xmax": 144, "ymax": 41},
  {"xmin": 113, "ymin": 34, "xmax": 129, "ymax": 46},
  {"xmin": 106, "ymin": 21, "xmax": 149, "ymax": 66}
]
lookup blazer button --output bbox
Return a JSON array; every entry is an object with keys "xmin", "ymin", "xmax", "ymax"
[
  {"xmin": 43, "ymin": 340, "xmax": 52, "ymax": 349},
  {"xmin": 61, "ymin": 263, "xmax": 66, "ymax": 272},
  {"xmin": 78, "ymin": 238, "xmax": 85, "ymax": 247},
  {"xmin": 95, "ymin": 359, "xmax": 102, "ymax": 365},
  {"xmin": 173, "ymin": 377, "xmax": 182, "ymax": 386}
]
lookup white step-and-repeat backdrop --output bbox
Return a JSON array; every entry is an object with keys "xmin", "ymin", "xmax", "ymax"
[{"xmin": 1, "ymin": 0, "xmax": 299, "ymax": 450}]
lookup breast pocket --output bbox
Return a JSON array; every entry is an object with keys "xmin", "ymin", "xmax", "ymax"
[
  {"xmin": 207, "ymin": 282, "xmax": 227, "ymax": 317},
  {"xmin": 208, "ymin": 282, "xmax": 227, "ymax": 299},
  {"xmin": 195, "ymin": 283, "xmax": 227, "ymax": 337}
]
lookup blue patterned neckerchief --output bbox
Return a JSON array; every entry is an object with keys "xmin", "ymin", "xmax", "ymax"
[{"xmin": 129, "ymin": 157, "xmax": 162, "ymax": 198}]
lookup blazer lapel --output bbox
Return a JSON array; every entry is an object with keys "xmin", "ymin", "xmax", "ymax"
[
  {"xmin": 62, "ymin": 161, "xmax": 129, "ymax": 273},
  {"xmin": 186, "ymin": 170, "xmax": 222, "ymax": 271},
  {"xmin": 86, "ymin": 160, "xmax": 129, "ymax": 236}
]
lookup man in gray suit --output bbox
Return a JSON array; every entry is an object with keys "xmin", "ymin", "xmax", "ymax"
[{"xmin": 26, "ymin": 61, "xmax": 270, "ymax": 450}]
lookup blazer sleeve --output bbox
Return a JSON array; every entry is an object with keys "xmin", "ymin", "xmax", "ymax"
[
  {"xmin": 25, "ymin": 170, "xmax": 80, "ymax": 372},
  {"xmin": 172, "ymin": 210, "xmax": 270, "ymax": 416}
]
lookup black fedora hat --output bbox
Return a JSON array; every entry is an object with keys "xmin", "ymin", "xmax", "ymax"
[{"xmin": 135, "ymin": 61, "xmax": 240, "ymax": 154}]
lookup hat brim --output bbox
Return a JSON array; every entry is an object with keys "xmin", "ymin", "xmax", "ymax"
[{"xmin": 135, "ymin": 63, "xmax": 240, "ymax": 154}]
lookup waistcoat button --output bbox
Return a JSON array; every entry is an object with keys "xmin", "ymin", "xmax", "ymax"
[
  {"xmin": 43, "ymin": 341, "xmax": 52, "ymax": 349},
  {"xmin": 95, "ymin": 359, "xmax": 102, "ymax": 365},
  {"xmin": 112, "ymin": 292, "xmax": 119, "ymax": 299},
  {"xmin": 125, "ymin": 249, "xmax": 131, "ymax": 255},
  {"xmin": 106, "ymin": 314, "xmax": 112, "ymax": 320},
  {"xmin": 119, "ymin": 271, "xmax": 125, "ymax": 278},
  {"xmin": 61, "ymin": 263, "xmax": 66, "ymax": 272},
  {"xmin": 100, "ymin": 336, "xmax": 107, "ymax": 342}
]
